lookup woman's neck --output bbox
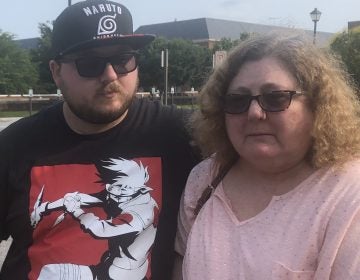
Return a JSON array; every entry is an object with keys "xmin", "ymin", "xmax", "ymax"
[{"xmin": 229, "ymin": 159, "xmax": 315, "ymax": 196}]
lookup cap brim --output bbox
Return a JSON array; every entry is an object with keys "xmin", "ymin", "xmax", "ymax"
[{"xmin": 59, "ymin": 34, "xmax": 155, "ymax": 57}]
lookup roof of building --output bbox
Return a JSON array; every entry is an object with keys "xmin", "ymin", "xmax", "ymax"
[
  {"xmin": 15, "ymin": 17, "xmax": 336, "ymax": 50},
  {"xmin": 14, "ymin": 37, "xmax": 40, "ymax": 50},
  {"xmin": 136, "ymin": 17, "xmax": 335, "ymax": 47}
]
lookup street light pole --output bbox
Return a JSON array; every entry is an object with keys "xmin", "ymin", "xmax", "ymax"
[
  {"xmin": 161, "ymin": 49, "xmax": 169, "ymax": 105},
  {"xmin": 310, "ymin": 8, "xmax": 321, "ymax": 45},
  {"xmin": 68, "ymin": 0, "xmax": 72, "ymax": 7}
]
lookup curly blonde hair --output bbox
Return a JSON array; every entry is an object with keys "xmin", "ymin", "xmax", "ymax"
[{"xmin": 191, "ymin": 33, "xmax": 360, "ymax": 169}]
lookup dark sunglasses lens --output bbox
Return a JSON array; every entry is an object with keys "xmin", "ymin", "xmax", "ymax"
[
  {"xmin": 75, "ymin": 57, "xmax": 106, "ymax": 78},
  {"xmin": 260, "ymin": 92, "xmax": 290, "ymax": 112},
  {"xmin": 111, "ymin": 54, "xmax": 137, "ymax": 74},
  {"xmin": 224, "ymin": 95, "xmax": 252, "ymax": 114}
]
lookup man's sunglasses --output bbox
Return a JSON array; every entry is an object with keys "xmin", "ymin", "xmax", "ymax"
[
  {"xmin": 56, "ymin": 51, "xmax": 138, "ymax": 78},
  {"xmin": 223, "ymin": 90, "xmax": 304, "ymax": 114}
]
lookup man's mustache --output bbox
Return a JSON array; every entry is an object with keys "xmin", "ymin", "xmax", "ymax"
[{"xmin": 98, "ymin": 82, "xmax": 125, "ymax": 95}]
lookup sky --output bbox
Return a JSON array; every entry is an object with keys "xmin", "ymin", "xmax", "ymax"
[{"xmin": 0, "ymin": 0, "xmax": 359, "ymax": 39}]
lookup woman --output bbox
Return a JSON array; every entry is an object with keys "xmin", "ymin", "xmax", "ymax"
[{"xmin": 174, "ymin": 33, "xmax": 360, "ymax": 279}]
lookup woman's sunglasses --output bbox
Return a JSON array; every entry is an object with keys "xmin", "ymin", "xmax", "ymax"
[
  {"xmin": 223, "ymin": 90, "xmax": 304, "ymax": 114},
  {"xmin": 56, "ymin": 51, "xmax": 138, "ymax": 78}
]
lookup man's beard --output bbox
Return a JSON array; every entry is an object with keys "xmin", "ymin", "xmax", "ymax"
[{"xmin": 61, "ymin": 80, "xmax": 138, "ymax": 125}]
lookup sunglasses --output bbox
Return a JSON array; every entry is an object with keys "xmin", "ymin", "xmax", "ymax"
[
  {"xmin": 223, "ymin": 90, "xmax": 304, "ymax": 114},
  {"xmin": 56, "ymin": 51, "xmax": 138, "ymax": 78}
]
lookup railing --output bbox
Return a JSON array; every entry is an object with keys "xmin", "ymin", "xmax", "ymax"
[
  {"xmin": 0, "ymin": 94, "xmax": 63, "ymax": 116},
  {"xmin": 0, "ymin": 93, "xmax": 198, "ymax": 117}
]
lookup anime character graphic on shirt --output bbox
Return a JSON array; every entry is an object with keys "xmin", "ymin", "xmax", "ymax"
[{"xmin": 30, "ymin": 157, "xmax": 158, "ymax": 280}]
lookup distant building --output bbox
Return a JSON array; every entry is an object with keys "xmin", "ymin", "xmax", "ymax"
[
  {"xmin": 15, "ymin": 17, "xmax": 335, "ymax": 50},
  {"xmin": 14, "ymin": 38, "xmax": 40, "ymax": 50},
  {"xmin": 348, "ymin": 21, "xmax": 360, "ymax": 31},
  {"xmin": 135, "ymin": 17, "xmax": 334, "ymax": 48}
]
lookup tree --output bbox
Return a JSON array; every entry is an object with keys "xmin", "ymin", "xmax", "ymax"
[
  {"xmin": 138, "ymin": 37, "xmax": 168, "ymax": 91},
  {"xmin": 212, "ymin": 37, "xmax": 237, "ymax": 52},
  {"xmin": 167, "ymin": 39, "xmax": 212, "ymax": 90},
  {"xmin": 330, "ymin": 28, "xmax": 360, "ymax": 90},
  {"xmin": 212, "ymin": 33, "xmax": 251, "ymax": 52},
  {"xmin": 30, "ymin": 22, "xmax": 57, "ymax": 94},
  {"xmin": 138, "ymin": 37, "xmax": 212, "ymax": 92},
  {"xmin": 0, "ymin": 31, "xmax": 38, "ymax": 95}
]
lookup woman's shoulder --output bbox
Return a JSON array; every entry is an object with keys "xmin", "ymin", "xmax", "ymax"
[
  {"xmin": 328, "ymin": 158, "xmax": 360, "ymax": 185},
  {"xmin": 183, "ymin": 156, "xmax": 218, "ymax": 202},
  {"xmin": 340, "ymin": 158, "xmax": 360, "ymax": 175},
  {"xmin": 317, "ymin": 158, "xmax": 360, "ymax": 213},
  {"xmin": 188, "ymin": 156, "xmax": 218, "ymax": 183}
]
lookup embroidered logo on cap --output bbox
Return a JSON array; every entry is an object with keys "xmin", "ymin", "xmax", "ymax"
[
  {"xmin": 98, "ymin": 14, "xmax": 117, "ymax": 35},
  {"xmin": 83, "ymin": 4, "xmax": 122, "ymax": 16}
]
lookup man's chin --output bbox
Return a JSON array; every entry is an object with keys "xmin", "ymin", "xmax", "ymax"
[
  {"xmin": 83, "ymin": 112, "xmax": 125, "ymax": 125},
  {"xmin": 71, "ymin": 99, "xmax": 133, "ymax": 124}
]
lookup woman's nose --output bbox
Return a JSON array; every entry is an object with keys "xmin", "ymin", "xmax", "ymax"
[{"xmin": 247, "ymin": 99, "xmax": 266, "ymax": 120}]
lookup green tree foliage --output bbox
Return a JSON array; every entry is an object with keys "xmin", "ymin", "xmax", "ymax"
[
  {"xmin": 138, "ymin": 37, "xmax": 213, "ymax": 92},
  {"xmin": 212, "ymin": 33, "xmax": 250, "ymax": 52},
  {"xmin": 0, "ymin": 31, "xmax": 38, "ymax": 95},
  {"xmin": 167, "ymin": 39, "xmax": 212, "ymax": 90},
  {"xmin": 30, "ymin": 22, "xmax": 57, "ymax": 94},
  {"xmin": 213, "ymin": 37, "xmax": 238, "ymax": 52},
  {"xmin": 330, "ymin": 28, "xmax": 360, "ymax": 90},
  {"xmin": 138, "ymin": 37, "xmax": 168, "ymax": 91}
]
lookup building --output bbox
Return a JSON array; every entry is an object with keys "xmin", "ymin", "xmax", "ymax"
[
  {"xmin": 135, "ymin": 17, "xmax": 334, "ymax": 48},
  {"xmin": 14, "ymin": 38, "xmax": 40, "ymax": 50},
  {"xmin": 15, "ymin": 17, "xmax": 335, "ymax": 50},
  {"xmin": 348, "ymin": 21, "xmax": 360, "ymax": 31}
]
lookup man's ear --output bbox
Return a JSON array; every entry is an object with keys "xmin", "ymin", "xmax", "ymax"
[{"xmin": 49, "ymin": 60, "xmax": 62, "ymax": 87}]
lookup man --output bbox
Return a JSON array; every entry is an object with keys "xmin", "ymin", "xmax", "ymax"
[{"xmin": 0, "ymin": 1, "xmax": 199, "ymax": 279}]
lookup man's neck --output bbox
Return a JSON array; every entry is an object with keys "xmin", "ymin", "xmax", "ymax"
[{"xmin": 62, "ymin": 103, "xmax": 127, "ymax": 135}]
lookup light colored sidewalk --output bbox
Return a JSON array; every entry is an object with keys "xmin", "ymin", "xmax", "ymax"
[
  {"xmin": 0, "ymin": 238, "xmax": 12, "ymax": 269},
  {"xmin": 0, "ymin": 117, "xmax": 21, "ymax": 131}
]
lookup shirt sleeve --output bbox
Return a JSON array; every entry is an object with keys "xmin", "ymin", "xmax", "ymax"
[
  {"xmin": 330, "ymin": 209, "xmax": 360, "ymax": 279},
  {"xmin": 316, "ymin": 161, "xmax": 360, "ymax": 279},
  {"xmin": 174, "ymin": 157, "xmax": 216, "ymax": 256},
  {"xmin": 0, "ymin": 130, "xmax": 12, "ymax": 241}
]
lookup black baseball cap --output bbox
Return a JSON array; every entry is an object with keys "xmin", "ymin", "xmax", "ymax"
[{"xmin": 51, "ymin": 0, "xmax": 155, "ymax": 58}]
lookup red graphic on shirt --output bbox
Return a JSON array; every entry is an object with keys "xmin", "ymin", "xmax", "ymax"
[{"xmin": 28, "ymin": 157, "xmax": 162, "ymax": 280}]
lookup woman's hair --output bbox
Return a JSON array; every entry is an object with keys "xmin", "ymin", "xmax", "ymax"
[{"xmin": 191, "ymin": 32, "xmax": 360, "ymax": 169}]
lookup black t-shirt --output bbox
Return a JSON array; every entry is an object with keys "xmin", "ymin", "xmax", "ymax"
[{"xmin": 0, "ymin": 98, "xmax": 199, "ymax": 280}]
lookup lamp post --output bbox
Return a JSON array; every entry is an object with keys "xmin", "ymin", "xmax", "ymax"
[
  {"xmin": 310, "ymin": 8, "xmax": 321, "ymax": 45},
  {"xmin": 68, "ymin": 0, "xmax": 71, "ymax": 6},
  {"xmin": 161, "ymin": 49, "xmax": 169, "ymax": 105}
]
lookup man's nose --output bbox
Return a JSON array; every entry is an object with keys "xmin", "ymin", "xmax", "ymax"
[{"xmin": 100, "ymin": 63, "xmax": 118, "ymax": 83}]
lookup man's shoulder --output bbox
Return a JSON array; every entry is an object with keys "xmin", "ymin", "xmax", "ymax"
[
  {"xmin": 132, "ymin": 98, "xmax": 186, "ymax": 117},
  {"xmin": 0, "ymin": 103, "xmax": 62, "ymax": 143},
  {"xmin": 128, "ymin": 98, "xmax": 191, "ymax": 129}
]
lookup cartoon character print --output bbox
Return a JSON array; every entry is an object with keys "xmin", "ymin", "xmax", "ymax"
[{"xmin": 29, "ymin": 157, "xmax": 161, "ymax": 280}]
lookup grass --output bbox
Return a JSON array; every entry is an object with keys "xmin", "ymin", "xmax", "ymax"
[{"xmin": 0, "ymin": 111, "xmax": 37, "ymax": 118}]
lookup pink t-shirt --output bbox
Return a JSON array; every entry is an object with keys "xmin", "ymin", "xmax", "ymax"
[{"xmin": 175, "ymin": 157, "xmax": 360, "ymax": 279}]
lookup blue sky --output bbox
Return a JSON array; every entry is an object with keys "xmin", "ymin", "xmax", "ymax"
[{"xmin": 1, "ymin": 0, "xmax": 359, "ymax": 39}]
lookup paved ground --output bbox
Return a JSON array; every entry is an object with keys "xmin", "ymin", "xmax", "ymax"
[
  {"xmin": 0, "ymin": 117, "xmax": 21, "ymax": 131},
  {"xmin": 0, "ymin": 239, "xmax": 12, "ymax": 269},
  {"xmin": 0, "ymin": 118, "xmax": 20, "ymax": 268}
]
